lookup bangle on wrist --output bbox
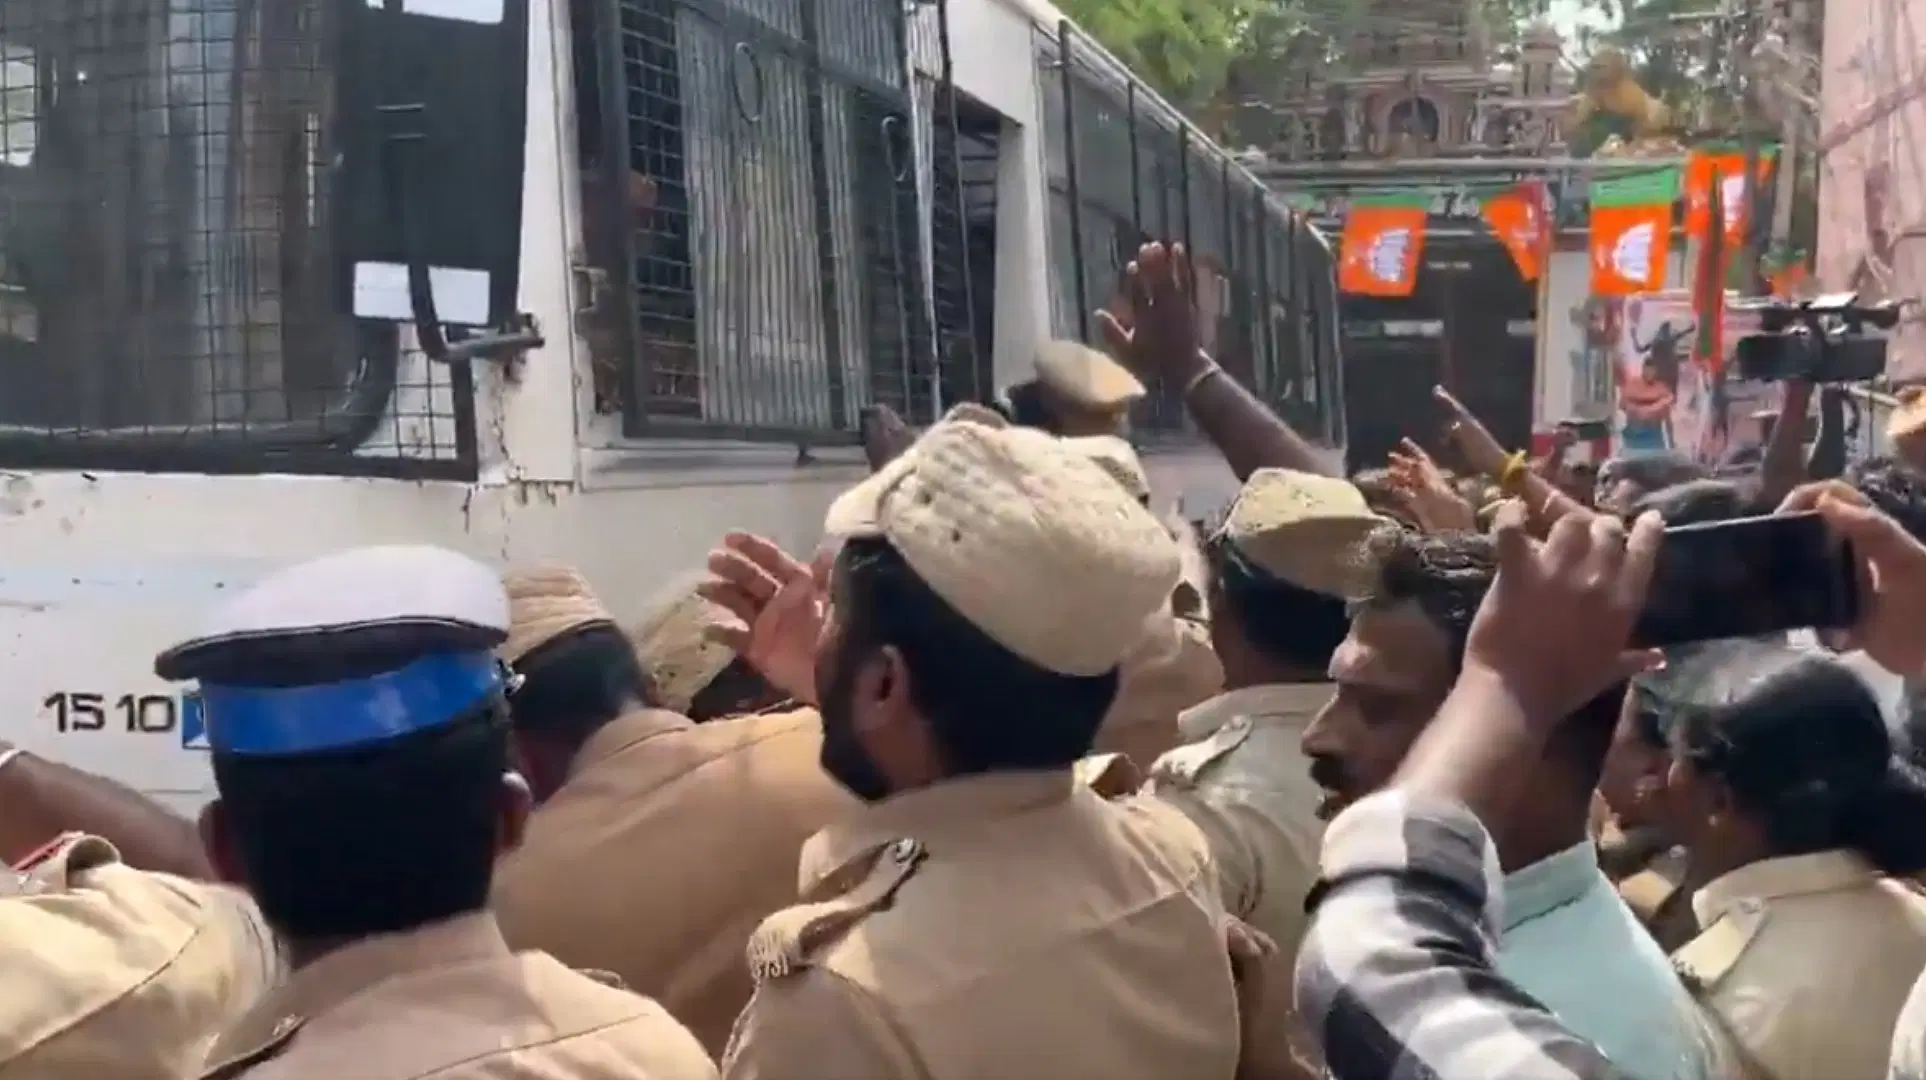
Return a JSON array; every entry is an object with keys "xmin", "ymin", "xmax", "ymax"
[
  {"xmin": 1498, "ymin": 450, "xmax": 1530, "ymax": 495},
  {"xmin": 1182, "ymin": 362, "xmax": 1223, "ymax": 397}
]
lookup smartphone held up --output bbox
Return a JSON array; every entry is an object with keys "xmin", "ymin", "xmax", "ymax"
[{"xmin": 1632, "ymin": 512, "xmax": 1859, "ymax": 648}]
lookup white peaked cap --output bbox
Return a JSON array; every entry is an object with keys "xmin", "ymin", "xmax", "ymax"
[{"xmin": 158, "ymin": 545, "xmax": 509, "ymax": 677}]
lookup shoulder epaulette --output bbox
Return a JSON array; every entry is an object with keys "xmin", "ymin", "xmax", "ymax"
[
  {"xmin": 198, "ymin": 1016, "xmax": 304, "ymax": 1080},
  {"xmin": 1673, "ymin": 899, "xmax": 1767, "ymax": 996},
  {"xmin": 746, "ymin": 837, "xmax": 925, "ymax": 983},
  {"xmin": 1073, "ymin": 752, "xmax": 1141, "ymax": 797},
  {"xmin": 16, "ymin": 833, "xmax": 118, "ymax": 886},
  {"xmin": 574, "ymin": 968, "xmax": 631, "ymax": 990},
  {"xmin": 1149, "ymin": 715, "xmax": 1255, "ymax": 789},
  {"xmin": 13, "ymin": 831, "xmax": 87, "ymax": 873}
]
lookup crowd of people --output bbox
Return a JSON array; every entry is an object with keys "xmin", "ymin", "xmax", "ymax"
[{"xmin": 8, "ymin": 241, "xmax": 1926, "ymax": 1079}]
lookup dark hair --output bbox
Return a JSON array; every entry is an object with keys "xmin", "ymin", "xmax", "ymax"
[
  {"xmin": 1629, "ymin": 479, "xmax": 1762, "ymax": 526},
  {"xmin": 1206, "ymin": 536, "xmax": 1349, "ymax": 671},
  {"xmin": 212, "ymin": 705, "xmax": 510, "ymax": 939},
  {"xmin": 687, "ymin": 656, "xmax": 784, "ymax": 722},
  {"xmin": 1669, "ymin": 641, "xmax": 1926, "ymax": 875},
  {"xmin": 507, "ymin": 624, "xmax": 654, "ymax": 744},
  {"xmin": 1003, "ymin": 380, "xmax": 1056, "ymax": 433},
  {"xmin": 1356, "ymin": 525, "xmax": 1496, "ymax": 663},
  {"xmin": 1847, "ymin": 455, "xmax": 1926, "ymax": 542},
  {"xmin": 1628, "ymin": 639, "xmax": 1765, "ymax": 751},
  {"xmin": 1600, "ymin": 453, "xmax": 1711, "ymax": 502},
  {"xmin": 1358, "ymin": 524, "xmax": 1621, "ymax": 765},
  {"xmin": 837, "ymin": 537, "xmax": 1117, "ymax": 773}
]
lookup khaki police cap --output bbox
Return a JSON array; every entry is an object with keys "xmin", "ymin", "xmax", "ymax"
[
  {"xmin": 1061, "ymin": 434, "xmax": 1151, "ymax": 502},
  {"xmin": 1034, "ymin": 339, "xmax": 1145, "ymax": 411},
  {"xmin": 1218, "ymin": 468, "xmax": 1383, "ymax": 597},
  {"xmin": 822, "ymin": 416, "xmax": 1180, "ymax": 676},
  {"xmin": 825, "ymin": 402, "xmax": 1007, "ymax": 542},
  {"xmin": 625, "ymin": 571, "xmax": 738, "ymax": 713},
  {"xmin": 501, "ymin": 564, "xmax": 617, "ymax": 665},
  {"xmin": 1889, "ymin": 386, "xmax": 1926, "ymax": 442}
]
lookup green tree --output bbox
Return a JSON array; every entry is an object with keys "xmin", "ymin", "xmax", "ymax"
[{"xmin": 1054, "ymin": 0, "xmax": 1263, "ymax": 113}]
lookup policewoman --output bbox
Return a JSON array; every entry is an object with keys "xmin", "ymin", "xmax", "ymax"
[{"xmin": 160, "ymin": 545, "xmax": 718, "ymax": 1080}]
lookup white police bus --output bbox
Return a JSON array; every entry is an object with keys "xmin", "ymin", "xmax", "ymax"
[{"xmin": 0, "ymin": 0, "xmax": 1340, "ymax": 810}]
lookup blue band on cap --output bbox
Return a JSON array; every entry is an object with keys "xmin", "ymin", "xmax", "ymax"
[{"xmin": 198, "ymin": 650, "xmax": 504, "ymax": 756}]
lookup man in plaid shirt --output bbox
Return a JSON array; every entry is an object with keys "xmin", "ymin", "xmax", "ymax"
[
  {"xmin": 1297, "ymin": 787, "xmax": 1630, "ymax": 1080},
  {"xmin": 1292, "ymin": 487, "xmax": 1926, "ymax": 1080}
]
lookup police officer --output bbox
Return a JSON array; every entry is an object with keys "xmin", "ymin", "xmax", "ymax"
[
  {"xmin": 1144, "ymin": 467, "xmax": 1379, "ymax": 1080},
  {"xmin": 160, "ymin": 545, "xmax": 716, "ymax": 1080},
  {"xmin": 0, "ymin": 827, "xmax": 279, "ymax": 1077},
  {"xmin": 490, "ymin": 563, "xmax": 850, "ymax": 1054},
  {"xmin": 1061, "ymin": 433, "xmax": 1223, "ymax": 768},
  {"xmin": 717, "ymin": 415, "xmax": 1245, "ymax": 1079},
  {"xmin": 1664, "ymin": 642, "xmax": 1926, "ymax": 1080},
  {"xmin": 1002, "ymin": 339, "xmax": 1145, "ymax": 437}
]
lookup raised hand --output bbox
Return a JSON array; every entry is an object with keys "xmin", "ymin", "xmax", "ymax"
[
  {"xmin": 1094, "ymin": 241, "xmax": 1206, "ymax": 382},
  {"xmin": 696, "ymin": 532, "xmax": 828, "ymax": 705}
]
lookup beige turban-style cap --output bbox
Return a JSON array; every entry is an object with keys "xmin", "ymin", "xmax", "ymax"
[
  {"xmin": 625, "ymin": 572, "xmax": 739, "ymax": 713},
  {"xmin": 500, "ymin": 564, "xmax": 617, "ymax": 665},
  {"xmin": 1218, "ymin": 468, "xmax": 1384, "ymax": 598},
  {"xmin": 821, "ymin": 415, "xmax": 1180, "ymax": 676},
  {"xmin": 1034, "ymin": 339, "xmax": 1145, "ymax": 411}
]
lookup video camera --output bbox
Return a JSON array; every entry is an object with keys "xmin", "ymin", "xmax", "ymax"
[{"xmin": 1731, "ymin": 292, "xmax": 1903, "ymax": 384}]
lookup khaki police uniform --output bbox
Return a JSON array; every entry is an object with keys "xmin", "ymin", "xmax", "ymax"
[
  {"xmin": 1058, "ymin": 435, "xmax": 1225, "ymax": 768},
  {"xmin": 1142, "ymin": 468, "xmax": 1378, "ymax": 1080},
  {"xmin": 494, "ymin": 703, "xmax": 851, "ymax": 1052},
  {"xmin": 0, "ymin": 832, "xmax": 279, "ymax": 1079},
  {"xmin": 493, "ymin": 565, "xmax": 852, "ymax": 1052},
  {"xmin": 151, "ymin": 544, "xmax": 717, "ymax": 1080},
  {"xmin": 1099, "ymin": 613, "xmax": 1224, "ymax": 768},
  {"xmin": 199, "ymin": 914, "xmax": 718, "ymax": 1080},
  {"xmin": 1147, "ymin": 684, "xmax": 1329, "ymax": 1077},
  {"xmin": 1674, "ymin": 849, "xmax": 1926, "ymax": 1080},
  {"xmin": 1888, "ymin": 947, "xmax": 1926, "ymax": 1079},
  {"xmin": 725, "ymin": 414, "xmax": 1243, "ymax": 1080}
]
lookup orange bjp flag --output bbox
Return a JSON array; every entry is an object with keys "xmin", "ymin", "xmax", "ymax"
[
  {"xmin": 1684, "ymin": 149, "xmax": 1775, "ymax": 246},
  {"xmin": 1338, "ymin": 192, "xmax": 1429, "ymax": 297},
  {"xmin": 1481, "ymin": 179, "xmax": 1552, "ymax": 282},
  {"xmin": 1588, "ymin": 168, "xmax": 1678, "ymax": 296}
]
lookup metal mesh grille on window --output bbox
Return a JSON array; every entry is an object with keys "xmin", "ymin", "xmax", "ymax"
[
  {"xmin": 0, "ymin": 0, "xmax": 461, "ymax": 466},
  {"xmin": 1033, "ymin": 23, "xmax": 1338, "ymax": 446},
  {"xmin": 614, "ymin": 0, "xmax": 936, "ymax": 437}
]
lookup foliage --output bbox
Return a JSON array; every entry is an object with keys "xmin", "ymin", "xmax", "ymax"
[
  {"xmin": 1574, "ymin": 0, "xmax": 1736, "ymax": 152},
  {"xmin": 1053, "ymin": 0, "xmax": 1267, "ymax": 113}
]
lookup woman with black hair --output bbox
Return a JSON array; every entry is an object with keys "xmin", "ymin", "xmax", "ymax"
[
  {"xmin": 1596, "ymin": 651, "xmax": 1714, "ymax": 953},
  {"xmin": 1663, "ymin": 640, "xmax": 1926, "ymax": 1080}
]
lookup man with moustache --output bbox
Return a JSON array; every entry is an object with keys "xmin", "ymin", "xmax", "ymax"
[
  {"xmin": 710, "ymin": 413, "xmax": 1249, "ymax": 1080},
  {"xmin": 1144, "ymin": 466, "xmax": 1378, "ymax": 1080},
  {"xmin": 1300, "ymin": 522, "xmax": 1714, "ymax": 1080}
]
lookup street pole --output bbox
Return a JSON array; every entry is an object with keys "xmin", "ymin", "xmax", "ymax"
[
  {"xmin": 1768, "ymin": 0, "xmax": 1806, "ymax": 253},
  {"xmin": 1737, "ymin": 0, "xmax": 1766, "ymax": 292}
]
